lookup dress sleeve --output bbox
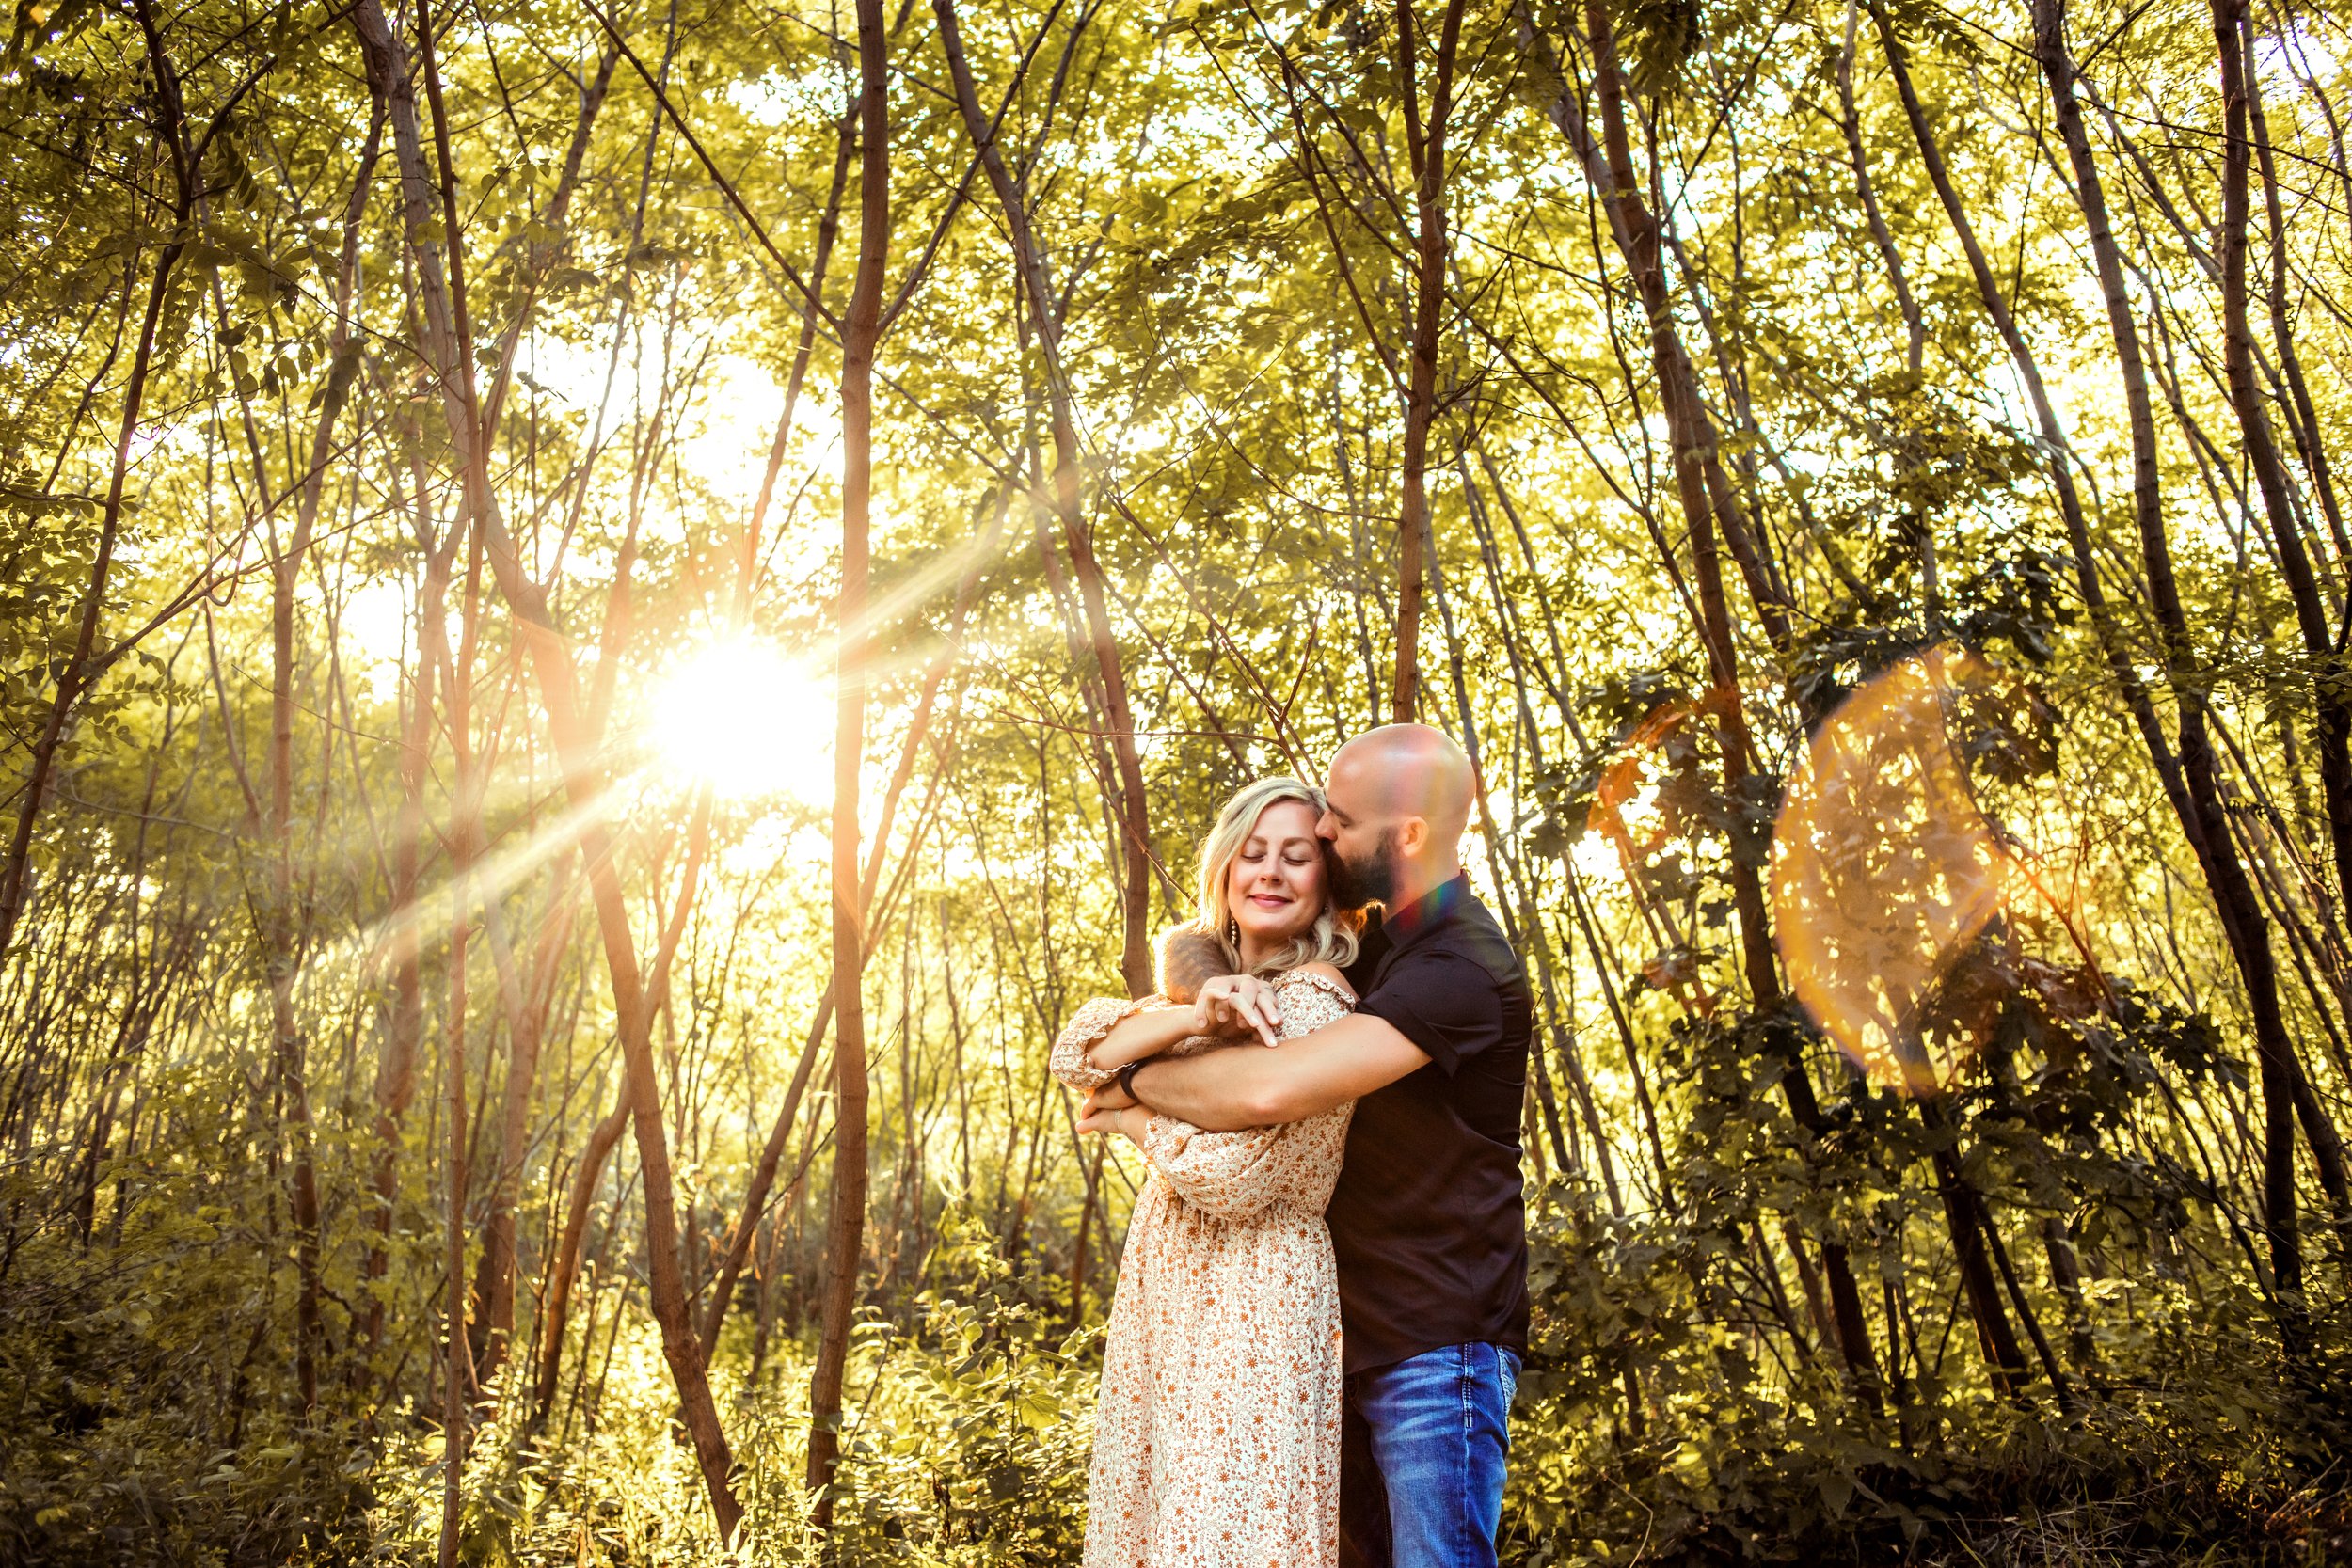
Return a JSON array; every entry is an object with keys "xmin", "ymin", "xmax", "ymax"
[
  {"xmin": 1050, "ymin": 996, "xmax": 1151, "ymax": 1090},
  {"xmin": 1136, "ymin": 972, "xmax": 1357, "ymax": 1221}
]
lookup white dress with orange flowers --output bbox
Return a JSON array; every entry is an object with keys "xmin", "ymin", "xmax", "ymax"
[{"xmin": 1050, "ymin": 969, "xmax": 1355, "ymax": 1568}]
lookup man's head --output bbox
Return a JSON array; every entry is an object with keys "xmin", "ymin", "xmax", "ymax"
[{"xmin": 1317, "ymin": 723, "xmax": 1474, "ymax": 911}]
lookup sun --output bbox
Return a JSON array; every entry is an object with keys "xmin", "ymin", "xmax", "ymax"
[{"xmin": 647, "ymin": 637, "xmax": 837, "ymax": 804}]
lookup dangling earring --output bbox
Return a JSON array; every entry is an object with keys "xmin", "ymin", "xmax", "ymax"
[{"xmin": 1227, "ymin": 915, "xmax": 1240, "ymax": 949}]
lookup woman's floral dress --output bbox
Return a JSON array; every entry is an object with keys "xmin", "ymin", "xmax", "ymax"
[{"xmin": 1050, "ymin": 969, "xmax": 1356, "ymax": 1568}]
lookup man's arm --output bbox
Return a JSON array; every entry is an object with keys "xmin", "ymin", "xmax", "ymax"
[{"xmin": 1104, "ymin": 1014, "xmax": 1429, "ymax": 1132}]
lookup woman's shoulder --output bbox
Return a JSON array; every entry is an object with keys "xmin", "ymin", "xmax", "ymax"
[{"xmin": 1275, "ymin": 961, "xmax": 1357, "ymax": 1006}]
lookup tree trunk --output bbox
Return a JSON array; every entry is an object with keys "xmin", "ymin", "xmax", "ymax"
[
  {"xmin": 354, "ymin": 0, "xmax": 744, "ymax": 1529},
  {"xmin": 532, "ymin": 1093, "xmax": 628, "ymax": 1425},
  {"xmin": 1533, "ymin": 0, "xmax": 1883, "ymax": 1398},
  {"xmin": 1918, "ymin": 1101, "xmax": 2032, "ymax": 1397},
  {"xmin": 468, "ymin": 893, "xmax": 574, "ymax": 1396},
  {"xmin": 1837, "ymin": 0, "xmax": 1922, "ymax": 372},
  {"xmin": 701, "ymin": 994, "xmax": 830, "ymax": 1356},
  {"xmin": 1389, "ymin": 0, "xmax": 1469, "ymax": 723},
  {"xmin": 933, "ymin": 0, "xmax": 1155, "ymax": 997},
  {"xmin": 265, "ymin": 94, "xmax": 381, "ymax": 1416},
  {"xmin": 809, "ymin": 0, "xmax": 887, "ymax": 1530},
  {"xmin": 437, "ymin": 520, "xmax": 483, "ymax": 1568},
  {"xmin": 1891, "ymin": 0, "xmax": 2314, "ymax": 1297},
  {"xmin": 0, "ymin": 0, "xmax": 195, "ymax": 959},
  {"xmin": 2210, "ymin": 0, "xmax": 2352, "ymax": 1281}
]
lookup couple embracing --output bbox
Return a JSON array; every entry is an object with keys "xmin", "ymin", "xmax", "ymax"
[{"xmin": 1052, "ymin": 723, "xmax": 1533, "ymax": 1568}]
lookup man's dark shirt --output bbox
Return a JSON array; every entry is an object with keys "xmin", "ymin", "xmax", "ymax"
[{"xmin": 1330, "ymin": 874, "xmax": 1532, "ymax": 1374}]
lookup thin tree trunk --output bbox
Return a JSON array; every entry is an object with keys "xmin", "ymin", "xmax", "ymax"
[
  {"xmin": 1837, "ymin": 0, "xmax": 1922, "ymax": 372},
  {"xmin": 1895, "ymin": 0, "xmax": 2309, "ymax": 1300},
  {"xmin": 701, "ymin": 994, "xmax": 830, "ymax": 1355},
  {"xmin": 437, "ymin": 520, "xmax": 484, "ymax": 1568},
  {"xmin": 0, "ymin": 0, "xmax": 197, "ymax": 958},
  {"xmin": 2245, "ymin": 34, "xmax": 2352, "ymax": 576},
  {"xmin": 933, "ymin": 0, "xmax": 1155, "ymax": 997},
  {"xmin": 1531, "ymin": 0, "xmax": 1882, "ymax": 1398},
  {"xmin": 355, "ymin": 0, "xmax": 744, "ymax": 1528},
  {"xmin": 1390, "ymin": 0, "xmax": 1469, "ymax": 722},
  {"xmin": 263, "ymin": 97, "xmax": 382, "ymax": 1416},
  {"xmin": 532, "ymin": 1092, "xmax": 628, "ymax": 1425},
  {"xmin": 364, "ymin": 468, "xmax": 457, "ymax": 1362},
  {"xmin": 809, "ymin": 0, "xmax": 887, "ymax": 1530},
  {"xmin": 1918, "ymin": 1101, "xmax": 2032, "ymax": 1397},
  {"xmin": 468, "ymin": 892, "xmax": 575, "ymax": 1395},
  {"xmin": 461, "ymin": 54, "xmax": 622, "ymax": 1398},
  {"xmin": 2211, "ymin": 0, "xmax": 2352, "ymax": 1277}
]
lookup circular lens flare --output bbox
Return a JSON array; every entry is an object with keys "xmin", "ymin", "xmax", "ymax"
[
  {"xmin": 648, "ymin": 637, "xmax": 835, "ymax": 804},
  {"xmin": 1772, "ymin": 644, "xmax": 2020, "ymax": 1096}
]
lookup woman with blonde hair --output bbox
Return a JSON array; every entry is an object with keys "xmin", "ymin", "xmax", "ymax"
[{"xmin": 1051, "ymin": 776, "xmax": 1362, "ymax": 1567}]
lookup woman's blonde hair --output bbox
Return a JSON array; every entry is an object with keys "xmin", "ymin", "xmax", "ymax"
[{"xmin": 1189, "ymin": 777, "xmax": 1360, "ymax": 978}]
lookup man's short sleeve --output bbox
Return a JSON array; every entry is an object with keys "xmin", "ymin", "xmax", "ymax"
[{"xmin": 1355, "ymin": 947, "xmax": 1505, "ymax": 1077}]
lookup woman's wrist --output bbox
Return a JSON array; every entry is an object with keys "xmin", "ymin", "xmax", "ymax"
[{"xmin": 1089, "ymin": 1006, "xmax": 1188, "ymax": 1069}]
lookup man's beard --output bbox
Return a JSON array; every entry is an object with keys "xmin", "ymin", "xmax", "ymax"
[{"xmin": 1327, "ymin": 830, "xmax": 1399, "ymax": 911}]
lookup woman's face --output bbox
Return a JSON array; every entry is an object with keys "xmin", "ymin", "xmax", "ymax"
[{"xmin": 1225, "ymin": 798, "xmax": 1328, "ymax": 949}]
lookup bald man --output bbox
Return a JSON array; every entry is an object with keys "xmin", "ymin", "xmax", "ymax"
[{"xmin": 1084, "ymin": 725, "xmax": 1533, "ymax": 1568}]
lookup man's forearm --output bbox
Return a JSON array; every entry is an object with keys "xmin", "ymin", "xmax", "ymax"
[
  {"xmin": 1117, "ymin": 1015, "xmax": 1428, "ymax": 1132},
  {"xmin": 1130, "ymin": 1046, "xmax": 1282, "ymax": 1132},
  {"xmin": 1156, "ymin": 927, "xmax": 1230, "ymax": 1005}
]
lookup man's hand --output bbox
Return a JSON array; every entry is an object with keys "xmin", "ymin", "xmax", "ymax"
[
  {"xmin": 1082, "ymin": 1081, "xmax": 1136, "ymax": 1117},
  {"xmin": 1075, "ymin": 1102, "xmax": 1145, "ymax": 1142},
  {"xmin": 1195, "ymin": 974, "xmax": 1282, "ymax": 1048}
]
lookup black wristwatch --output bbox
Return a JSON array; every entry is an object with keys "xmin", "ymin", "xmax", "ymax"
[{"xmin": 1115, "ymin": 1060, "xmax": 1143, "ymax": 1106}]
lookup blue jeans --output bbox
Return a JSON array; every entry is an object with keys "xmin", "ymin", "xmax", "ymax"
[{"xmin": 1339, "ymin": 1342, "xmax": 1520, "ymax": 1568}]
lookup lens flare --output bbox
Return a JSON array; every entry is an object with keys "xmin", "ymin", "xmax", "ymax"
[
  {"xmin": 1772, "ymin": 644, "xmax": 2021, "ymax": 1096},
  {"xmin": 648, "ymin": 637, "xmax": 835, "ymax": 804}
]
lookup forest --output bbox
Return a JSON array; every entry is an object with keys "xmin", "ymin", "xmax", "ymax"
[{"xmin": 5, "ymin": 0, "xmax": 2352, "ymax": 1557}]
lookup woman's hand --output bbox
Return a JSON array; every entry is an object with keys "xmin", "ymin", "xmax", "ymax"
[{"xmin": 1195, "ymin": 974, "xmax": 1283, "ymax": 1048}]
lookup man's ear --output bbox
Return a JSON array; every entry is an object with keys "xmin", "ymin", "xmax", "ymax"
[{"xmin": 1397, "ymin": 816, "xmax": 1431, "ymax": 857}]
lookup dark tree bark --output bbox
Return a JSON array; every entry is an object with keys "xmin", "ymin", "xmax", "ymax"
[
  {"xmin": 2005, "ymin": 0, "xmax": 2312, "ymax": 1297},
  {"xmin": 1526, "ymin": 0, "xmax": 1881, "ymax": 1400},
  {"xmin": 2209, "ymin": 0, "xmax": 2352, "ymax": 1257}
]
